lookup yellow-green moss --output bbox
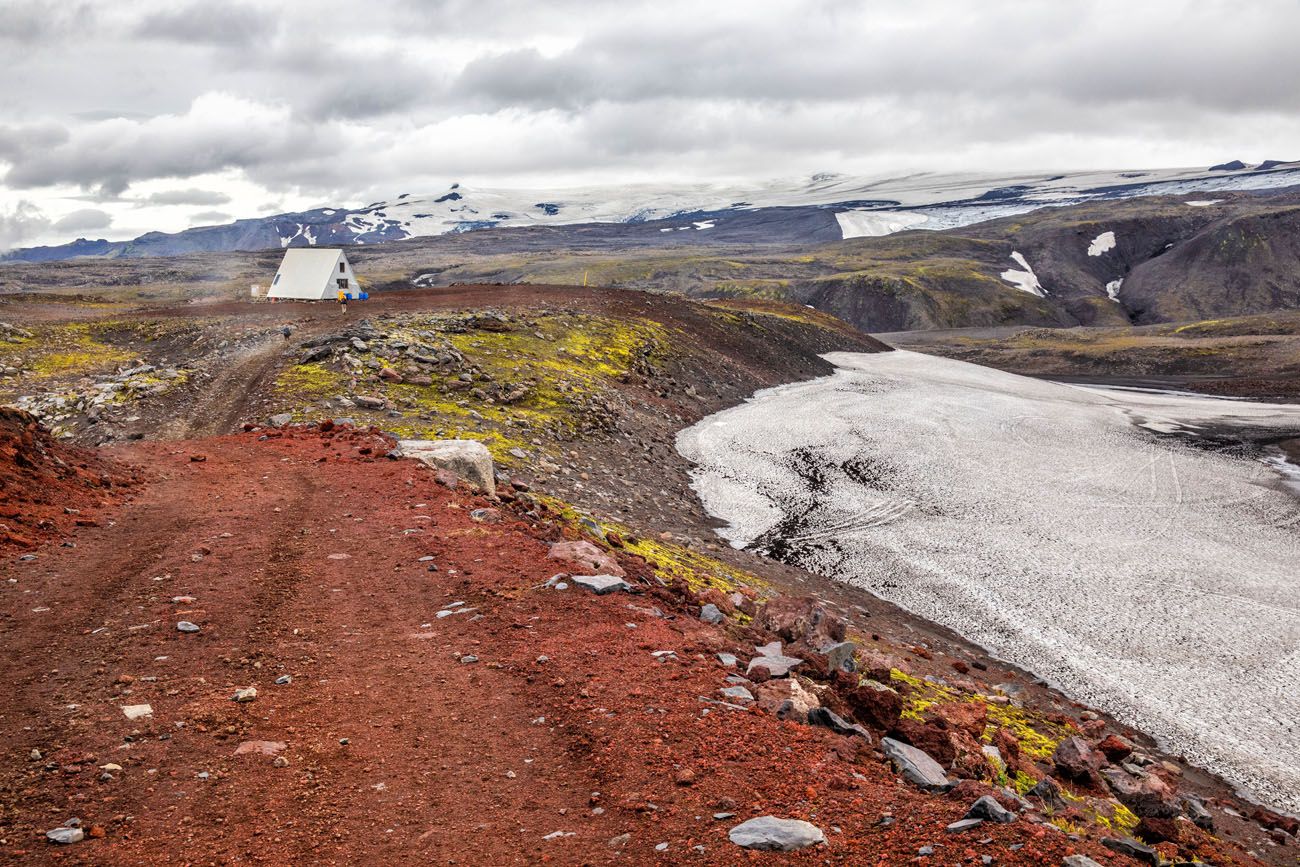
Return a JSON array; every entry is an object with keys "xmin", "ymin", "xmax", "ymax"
[
  {"xmin": 276, "ymin": 362, "xmax": 348, "ymax": 399},
  {"xmin": 536, "ymin": 493, "xmax": 768, "ymax": 598},
  {"xmin": 889, "ymin": 671, "xmax": 1068, "ymax": 760},
  {"xmin": 25, "ymin": 323, "xmax": 133, "ymax": 378},
  {"xmin": 982, "ymin": 699, "xmax": 1070, "ymax": 760}
]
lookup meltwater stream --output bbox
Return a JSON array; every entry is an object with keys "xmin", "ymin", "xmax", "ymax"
[{"xmin": 677, "ymin": 351, "xmax": 1300, "ymax": 813}]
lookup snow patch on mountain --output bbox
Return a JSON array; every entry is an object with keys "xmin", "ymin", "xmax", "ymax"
[
  {"xmin": 1087, "ymin": 230, "xmax": 1116, "ymax": 256},
  {"xmin": 1106, "ymin": 278, "xmax": 1123, "ymax": 301},
  {"xmin": 835, "ymin": 209, "xmax": 929, "ymax": 239},
  {"xmin": 1000, "ymin": 251, "xmax": 1045, "ymax": 296}
]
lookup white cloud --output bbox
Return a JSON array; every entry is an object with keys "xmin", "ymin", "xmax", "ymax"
[
  {"xmin": 1, "ymin": 0, "xmax": 1298, "ymax": 249},
  {"xmin": 51, "ymin": 208, "xmax": 112, "ymax": 233}
]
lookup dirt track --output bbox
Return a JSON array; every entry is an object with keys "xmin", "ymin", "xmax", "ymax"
[{"xmin": 0, "ymin": 426, "xmax": 1191, "ymax": 866}]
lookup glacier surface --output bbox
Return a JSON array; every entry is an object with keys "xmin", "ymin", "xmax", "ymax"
[{"xmin": 677, "ymin": 350, "xmax": 1300, "ymax": 813}]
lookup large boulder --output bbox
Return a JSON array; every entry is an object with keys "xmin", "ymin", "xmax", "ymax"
[
  {"xmin": 547, "ymin": 540, "xmax": 625, "ymax": 578},
  {"xmin": 753, "ymin": 678, "xmax": 820, "ymax": 721},
  {"xmin": 889, "ymin": 718, "xmax": 991, "ymax": 780},
  {"xmin": 881, "ymin": 737, "xmax": 953, "ymax": 792},
  {"xmin": 1101, "ymin": 767, "xmax": 1180, "ymax": 818},
  {"xmin": 728, "ymin": 816, "xmax": 825, "ymax": 851},
  {"xmin": 754, "ymin": 596, "xmax": 846, "ymax": 648},
  {"xmin": 1052, "ymin": 736, "xmax": 1106, "ymax": 784},
  {"xmin": 843, "ymin": 679, "xmax": 903, "ymax": 730},
  {"xmin": 397, "ymin": 439, "xmax": 495, "ymax": 494}
]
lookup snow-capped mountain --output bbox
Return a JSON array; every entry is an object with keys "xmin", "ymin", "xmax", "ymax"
[{"xmin": 5, "ymin": 162, "xmax": 1300, "ymax": 262}]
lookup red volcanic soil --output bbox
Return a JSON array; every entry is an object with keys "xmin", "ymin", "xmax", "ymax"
[
  {"xmin": 0, "ymin": 425, "xmax": 1275, "ymax": 865},
  {"xmin": 0, "ymin": 423, "xmax": 1170, "ymax": 863},
  {"xmin": 0, "ymin": 408, "xmax": 138, "ymax": 553}
]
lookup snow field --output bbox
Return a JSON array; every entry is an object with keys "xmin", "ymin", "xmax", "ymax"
[{"xmin": 678, "ymin": 351, "xmax": 1300, "ymax": 813}]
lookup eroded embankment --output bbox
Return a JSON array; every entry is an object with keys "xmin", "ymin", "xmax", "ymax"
[{"xmin": 678, "ymin": 350, "xmax": 1300, "ymax": 817}]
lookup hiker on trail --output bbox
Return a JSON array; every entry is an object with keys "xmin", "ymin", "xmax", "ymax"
[{"xmin": 337, "ymin": 289, "xmax": 348, "ymax": 314}]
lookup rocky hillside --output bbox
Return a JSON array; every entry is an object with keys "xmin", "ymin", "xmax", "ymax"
[{"xmin": 1, "ymin": 286, "xmax": 1297, "ymax": 863}]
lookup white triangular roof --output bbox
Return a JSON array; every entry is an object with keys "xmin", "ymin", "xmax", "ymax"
[{"xmin": 267, "ymin": 248, "xmax": 356, "ymax": 300}]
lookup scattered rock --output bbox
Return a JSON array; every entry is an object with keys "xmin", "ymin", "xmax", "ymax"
[
  {"xmin": 469, "ymin": 507, "xmax": 500, "ymax": 523},
  {"xmin": 754, "ymin": 596, "xmax": 845, "ymax": 648},
  {"xmin": 728, "ymin": 816, "xmax": 825, "ymax": 851},
  {"xmin": 965, "ymin": 795, "xmax": 1016, "ymax": 824},
  {"xmin": 234, "ymin": 740, "xmax": 286, "ymax": 757},
  {"xmin": 268, "ymin": 413, "xmax": 293, "ymax": 427},
  {"xmin": 754, "ymin": 678, "xmax": 820, "ymax": 721},
  {"xmin": 573, "ymin": 574, "xmax": 630, "ymax": 595},
  {"xmin": 1101, "ymin": 767, "xmax": 1179, "ymax": 818},
  {"xmin": 176, "ymin": 621, "xmax": 200, "ymax": 633},
  {"xmin": 821, "ymin": 640, "xmax": 857, "ymax": 673},
  {"xmin": 231, "ymin": 687, "xmax": 257, "ymax": 703},
  {"xmin": 1052, "ymin": 736, "xmax": 1104, "ymax": 782},
  {"xmin": 881, "ymin": 737, "xmax": 953, "ymax": 792},
  {"xmin": 547, "ymin": 540, "xmax": 625, "ymax": 577},
  {"xmin": 807, "ymin": 707, "xmax": 871, "ymax": 739},
  {"xmin": 1101, "ymin": 836, "xmax": 1160, "ymax": 865},
  {"xmin": 397, "ymin": 439, "xmax": 495, "ymax": 494},
  {"xmin": 1027, "ymin": 778, "xmax": 1066, "ymax": 811},
  {"xmin": 946, "ymin": 818, "xmax": 984, "ymax": 832},
  {"xmin": 719, "ymin": 685, "xmax": 755, "ymax": 702},
  {"xmin": 1183, "ymin": 796, "xmax": 1214, "ymax": 830},
  {"xmin": 843, "ymin": 679, "xmax": 903, "ymax": 730},
  {"xmin": 46, "ymin": 826, "xmax": 84, "ymax": 845},
  {"xmin": 1062, "ymin": 857, "xmax": 1105, "ymax": 867},
  {"xmin": 699, "ymin": 603, "xmax": 723, "ymax": 624},
  {"xmin": 1097, "ymin": 733, "xmax": 1134, "ymax": 763},
  {"xmin": 746, "ymin": 641, "xmax": 803, "ymax": 678},
  {"xmin": 120, "ymin": 704, "xmax": 152, "ymax": 720}
]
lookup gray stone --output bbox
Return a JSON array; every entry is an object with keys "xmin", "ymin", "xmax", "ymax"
[
  {"xmin": 719, "ymin": 685, "xmax": 755, "ymax": 702},
  {"xmin": 699, "ymin": 603, "xmax": 724, "ymax": 624},
  {"xmin": 881, "ymin": 737, "xmax": 953, "ymax": 792},
  {"xmin": 822, "ymin": 640, "xmax": 858, "ymax": 673},
  {"xmin": 268, "ymin": 413, "xmax": 293, "ymax": 427},
  {"xmin": 1101, "ymin": 837, "xmax": 1160, "ymax": 865},
  {"xmin": 1183, "ymin": 796, "xmax": 1214, "ymax": 829},
  {"xmin": 460, "ymin": 655, "xmax": 479, "ymax": 664},
  {"xmin": 573, "ymin": 574, "xmax": 630, "ymax": 595},
  {"xmin": 807, "ymin": 707, "xmax": 871, "ymax": 739},
  {"xmin": 946, "ymin": 818, "xmax": 984, "ymax": 833},
  {"xmin": 728, "ymin": 816, "xmax": 825, "ymax": 851},
  {"xmin": 46, "ymin": 827, "xmax": 84, "ymax": 844},
  {"xmin": 1062, "ymin": 857, "xmax": 1105, "ymax": 867},
  {"xmin": 275, "ymin": 675, "xmax": 292, "ymax": 685},
  {"xmin": 965, "ymin": 795, "xmax": 1016, "ymax": 824},
  {"xmin": 397, "ymin": 439, "xmax": 495, "ymax": 494},
  {"xmin": 716, "ymin": 653, "xmax": 738, "ymax": 667},
  {"xmin": 746, "ymin": 641, "xmax": 803, "ymax": 677},
  {"xmin": 176, "ymin": 620, "xmax": 200, "ymax": 633},
  {"xmin": 1028, "ymin": 777, "xmax": 1066, "ymax": 811}
]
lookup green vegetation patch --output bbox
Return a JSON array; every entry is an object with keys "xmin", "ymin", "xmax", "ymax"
[{"xmin": 24, "ymin": 323, "xmax": 134, "ymax": 379}]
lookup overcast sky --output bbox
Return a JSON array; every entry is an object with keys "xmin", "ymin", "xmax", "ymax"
[{"xmin": 2, "ymin": 0, "xmax": 1298, "ymax": 249}]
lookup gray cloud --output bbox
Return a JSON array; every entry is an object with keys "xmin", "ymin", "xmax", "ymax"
[
  {"xmin": 0, "ymin": 200, "xmax": 51, "ymax": 250},
  {"xmin": 2, "ymin": 0, "xmax": 1298, "ymax": 249},
  {"xmin": 135, "ymin": 2, "xmax": 275, "ymax": 46},
  {"xmin": 190, "ymin": 210, "xmax": 232, "ymax": 224},
  {"xmin": 141, "ymin": 188, "xmax": 232, "ymax": 206},
  {"xmin": 51, "ymin": 208, "xmax": 112, "ymax": 232}
]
